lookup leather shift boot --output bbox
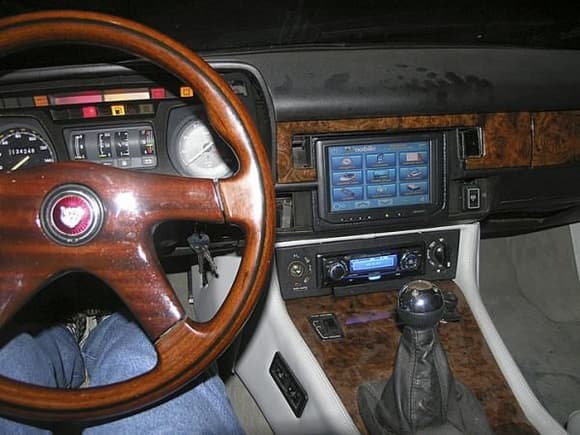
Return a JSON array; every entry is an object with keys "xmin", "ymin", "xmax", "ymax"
[
  {"xmin": 378, "ymin": 327, "xmax": 450, "ymax": 432},
  {"xmin": 358, "ymin": 326, "xmax": 493, "ymax": 434}
]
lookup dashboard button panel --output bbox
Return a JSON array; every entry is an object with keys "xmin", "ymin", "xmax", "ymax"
[{"xmin": 64, "ymin": 124, "xmax": 157, "ymax": 169}]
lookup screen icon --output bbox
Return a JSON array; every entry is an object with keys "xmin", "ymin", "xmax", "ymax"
[
  {"xmin": 399, "ymin": 182, "xmax": 428, "ymax": 196},
  {"xmin": 399, "ymin": 151, "xmax": 427, "ymax": 165},
  {"xmin": 333, "ymin": 186, "xmax": 363, "ymax": 202},
  {"xmin": 399, "ymin": 166, "xmax": 428, "ymax": 181}
]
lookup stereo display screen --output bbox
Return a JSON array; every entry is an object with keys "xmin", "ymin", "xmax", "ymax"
[
  {"xmin": 349, "ymin": 254, "xmax": 398, "ymax": 273},
  {"xmin": 326, "ymin": 140, "xmax": 431, "ymax": 213}
]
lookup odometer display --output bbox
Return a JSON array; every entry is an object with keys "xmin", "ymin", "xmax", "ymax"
[{"xmin": 0, "ymin": 128, "xmax": 56, "ymax": 172}]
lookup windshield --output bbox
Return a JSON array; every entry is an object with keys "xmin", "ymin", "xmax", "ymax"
[{"xmin": 0, "ymin": 1, "xmax": 578, "ymax": 53}]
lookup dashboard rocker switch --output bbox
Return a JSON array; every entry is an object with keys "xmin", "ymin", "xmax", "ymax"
[
  {"xmin": 72, "ymin": 134, "xmax": 87, "ymax": 160},
  {"xmin": 464, "ymin": 186, "xmax": 481, "ymax": 210}
]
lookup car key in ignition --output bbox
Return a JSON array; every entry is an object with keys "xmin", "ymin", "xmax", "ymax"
[{"xmin": 187, "ymin": 232, "xmax": 219, "ymax": 287}]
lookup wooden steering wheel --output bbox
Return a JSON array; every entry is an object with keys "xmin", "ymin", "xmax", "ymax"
[{"xmin": 0, "ymin": 11, "xmax": 275, "ymax": 422}]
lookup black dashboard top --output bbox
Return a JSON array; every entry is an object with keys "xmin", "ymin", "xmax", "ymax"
[{"xmin": 208, "ymin": 47, "xmax": 580, "ymax": 121}]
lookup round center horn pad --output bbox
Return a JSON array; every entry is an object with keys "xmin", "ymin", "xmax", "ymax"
[{"xmin": 41, "ymin": 185, "xmax": 104, "ymax": 246}]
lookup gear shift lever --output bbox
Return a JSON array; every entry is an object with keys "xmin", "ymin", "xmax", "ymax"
[
  {"xmin": 357, "ymin": 280, "xmax": 493, "ymax": 434},
  {"xmin": 397, "ymin": 279, "xmax": 445, "ymax": 328}
]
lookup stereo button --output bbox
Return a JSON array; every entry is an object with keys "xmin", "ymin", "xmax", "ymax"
[
  {"xmin": 328, "ymin": 261, "xmax": 348, "ymax": 282},
  {"xmin": 400, "ymin": 252, "xmax": 419, "ymax": 271}
]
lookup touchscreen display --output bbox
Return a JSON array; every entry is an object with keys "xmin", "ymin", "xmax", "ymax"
[{"xmin": 327, "ymin": 140, "xmax": 430, "ymax": 213}]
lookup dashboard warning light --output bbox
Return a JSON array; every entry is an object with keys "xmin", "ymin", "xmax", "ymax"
[
  {"xmin": 111, "ymin": 105, "xmax": 125, "ymax": 116},
  {"xmin": 33, "ymin": 95, "xmax": 49, "ymax": 107},
  {"xmin": 180, "ymin": 86, "xmax": 194, "ymax": 98},
  {"xmin": 82, "ymin": 106, "xmax": 98, "ymax": 118},
  {"xmin": 151, "ymin": 87, "xmax": 166, "ymax": 99}
]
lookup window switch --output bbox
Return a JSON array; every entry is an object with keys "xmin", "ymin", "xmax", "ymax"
[
  {"xmin": 269, "ymin": 353, "xmax": 308, "ymax": 417},
  {"xmin": 309, "ymin": 313, "xmax": 343, "ymax": 340}
]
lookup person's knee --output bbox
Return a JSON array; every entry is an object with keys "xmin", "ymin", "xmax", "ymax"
[
  {"xmin": 83, "ymin": 314, "xmax": 157, "ymax": 386},
  {"xmin": 0, "ymin": 333, "xmax": 56, "ymax": 387}
]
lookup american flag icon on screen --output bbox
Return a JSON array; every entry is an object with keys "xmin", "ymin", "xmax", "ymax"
[{"xmin": 405, "ymin": 152, "xmax": 421, "ymax": 162}]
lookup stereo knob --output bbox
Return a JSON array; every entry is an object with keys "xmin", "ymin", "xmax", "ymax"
[
  {"xmin": 400, "ymin": 251, "xmax": 419, "ymax": 271},
  {"xmin": 428, "ymin": 239, "xmax": 448, "ymax": 270},
  {"xmin": 327, "ymin": 261, "xmax": 348, "ymax": 282},
  {"xmin": 288, "ymin": 260, "xmax": 306, "ymax": 278}
]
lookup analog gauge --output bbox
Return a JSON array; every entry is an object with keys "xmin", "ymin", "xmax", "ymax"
[
  {"xmin": 0, "ymin": 127, "xmax": 56, "ymax": 172},
  {"xmin": 172, "ymin": 119, "xmax": 234, "ymax": 179}
]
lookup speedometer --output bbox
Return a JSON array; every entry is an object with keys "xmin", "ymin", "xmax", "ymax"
[
  {"xmin": 0, "ymin": 128, "xmax": 56, "ymax": 172},
  {"xmin": 171, "ymin": 118, "xmax": 234, "ymax": 179}
]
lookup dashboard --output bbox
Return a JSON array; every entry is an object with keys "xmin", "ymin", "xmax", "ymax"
[
  {"xmin": 1, "ymin": 49, "xmax": 580, "ymax": 301},
  {"xmin": 0, "ymin": 16, "xmax": 579, "ymax": 434}
]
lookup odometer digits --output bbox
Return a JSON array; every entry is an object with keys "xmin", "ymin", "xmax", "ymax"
[{"xmin": 0, "ymin": 128, "xmax": 56, "ymax": 172}]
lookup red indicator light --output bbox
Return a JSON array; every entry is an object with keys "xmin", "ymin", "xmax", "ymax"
[
  {"xmin": 82, "ymin": 106, "xmax": 98, "ymax": 119},
  {"xmin": 150, "ymin": 87, "xmax": 166, "ymax": 99}
]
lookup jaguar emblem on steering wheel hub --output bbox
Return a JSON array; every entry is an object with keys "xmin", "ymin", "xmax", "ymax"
[{"xmin": 41, "ymin": 184, "xmax": 104, "ymax": 246}]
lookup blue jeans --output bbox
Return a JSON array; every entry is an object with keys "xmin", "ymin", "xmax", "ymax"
[{"xmin": 0, "ymin": 313, "xmax": 244, "ymax": 434}]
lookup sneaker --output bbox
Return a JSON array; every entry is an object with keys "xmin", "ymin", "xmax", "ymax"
[{"xmin": 64, "ymin": 313, "xmax": 88, "ymax": 345}]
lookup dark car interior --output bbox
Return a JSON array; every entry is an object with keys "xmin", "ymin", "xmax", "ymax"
[{"xmin": 0, "ymin": 2, "xmax": 579, "ymax": 434}]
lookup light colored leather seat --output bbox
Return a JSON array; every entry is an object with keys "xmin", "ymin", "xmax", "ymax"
[{"xmin": 568, "ymin": 410, "xmax": 580, "ymax": 434}]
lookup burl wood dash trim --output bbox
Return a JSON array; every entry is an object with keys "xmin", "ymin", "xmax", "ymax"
[
  {"xmin": 467, "ymin": 112, "xmax": 532, "ymax": 170},
  {"xmin": 532, "ymin": 111, "xmax": 580, "ymax": 167},
  {"xmin": 277, "ymin": 113, "xmax": 533, "ymax": 183},
  {"xmin": 285, "ymin": 281, "xmax": 536, "ymax": 434}
]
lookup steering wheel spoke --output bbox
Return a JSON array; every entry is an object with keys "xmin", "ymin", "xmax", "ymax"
[{"xmin": 90, "ymin": 248, "xmax": 185, "ymax": 340}]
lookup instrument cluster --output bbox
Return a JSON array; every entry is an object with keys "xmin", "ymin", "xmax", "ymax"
[
  {"xmin": 0, "ymin": 113, "xmax": 238, "ymax": 179},
  {"xmin": 0, "ymin": 69, "xmax": 269, "ymax": 178}
]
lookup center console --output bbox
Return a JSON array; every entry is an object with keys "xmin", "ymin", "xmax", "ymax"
[{"xmin": 277, "ymin": 128, "xmax": 459, "ymax": 300}]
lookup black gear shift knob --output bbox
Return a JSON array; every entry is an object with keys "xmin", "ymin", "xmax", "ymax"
[{"xmin": 397, "ymin": 280, "xmax": 445, "ymax": 328}]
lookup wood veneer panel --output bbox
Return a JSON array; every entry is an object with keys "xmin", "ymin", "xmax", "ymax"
[
  {"xmin": 277, "ymin": 115, "xmax": 478, "ymax": 183},
  {"xmin": 285, "ymin": 281, "xmax": 536, "ymax": 434},
  {"xmin": 277, "ymin": 113, "xmax": 533, "ymax": 183},
  {"xmin": 532, "ymin": 111, "xmax": 580, "ymax": 167},
  {"xmin": 466, "ymin": 112, "xmax": 532, "ymax": 170}
]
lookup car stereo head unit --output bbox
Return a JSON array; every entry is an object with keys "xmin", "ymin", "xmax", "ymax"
[{"xmin": 316, "ymin": 132, "xmax": 445, "ymax": 224}]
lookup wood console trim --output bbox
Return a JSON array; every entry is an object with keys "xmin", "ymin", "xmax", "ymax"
[
  {"xmin": 276, "ymin": 113, "xmax": 533, "ymax": 183},
  {"xmin": 532, "ymin": 111, "xmax": 580, "ymax": 167},
  {"xmin": 285, "ymin": 281, "xmax": 536, "ymax": 434}
]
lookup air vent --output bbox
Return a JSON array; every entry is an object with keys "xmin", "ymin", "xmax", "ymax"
[{"xmin": 459, "ymin": 127, "xmax": 484, "ymax": 159}]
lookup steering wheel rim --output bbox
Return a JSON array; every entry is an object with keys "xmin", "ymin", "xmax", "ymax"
[{"xmin": 0, "ymin": 11, "xmax": 275, "ymax": 422}]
